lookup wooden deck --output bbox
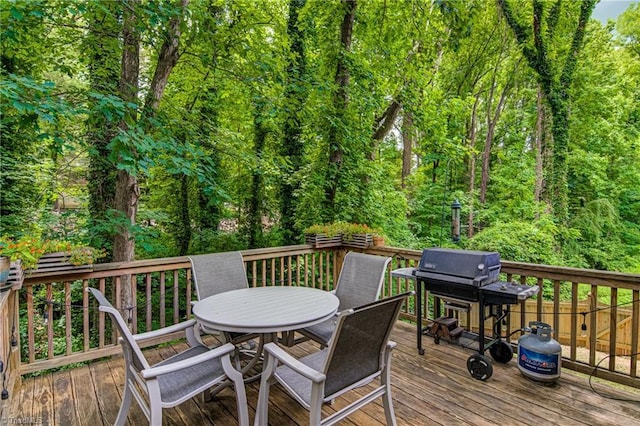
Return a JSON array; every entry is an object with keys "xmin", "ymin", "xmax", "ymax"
[{"xmin": 5, "ymin": 321, "xmax": 640, "ymax": 426}]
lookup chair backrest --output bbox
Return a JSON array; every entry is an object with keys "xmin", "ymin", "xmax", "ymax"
[
  {"xmin": 334, "ymin": 252, "xmax": 391, "ymax": 311},
  {"xmin": 321, "ymin": 292, "xmax": 411, "ymax": 398},
  {"xmin": 86, "ymin": 287, "xmax": 150, "ymax": 372},
  {"xmin": 189, "ymin": 252, "xmax": 249, "ymax": 301}
]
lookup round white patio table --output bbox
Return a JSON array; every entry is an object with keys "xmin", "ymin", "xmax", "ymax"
[{"xmin": 192, "ymin": 286, "xmax": 339, "ymax": 334}]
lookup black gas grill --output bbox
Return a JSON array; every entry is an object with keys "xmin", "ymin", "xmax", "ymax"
[{"xmin": 392, "ymin": 248, "xmax": 539, "ymax": 380}]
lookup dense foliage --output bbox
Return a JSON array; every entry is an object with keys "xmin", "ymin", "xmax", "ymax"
[{"xmin": 1, "ymin": 0, "xmax": 639, "ymax": 273}]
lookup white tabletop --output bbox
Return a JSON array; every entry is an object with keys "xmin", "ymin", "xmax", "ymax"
[{"xmin": 192, "ymin": 286, "xmax": 340, "ymax": 334}]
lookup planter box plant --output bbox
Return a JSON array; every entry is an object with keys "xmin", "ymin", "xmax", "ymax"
[{"xmin": 0, "ymin": 236, "xmax": 105, "ymax": 277}]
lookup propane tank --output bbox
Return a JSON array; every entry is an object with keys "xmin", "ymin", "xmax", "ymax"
[{"xmin": 517, "ymin": 322, "xmax": 562, "ymax": 383}]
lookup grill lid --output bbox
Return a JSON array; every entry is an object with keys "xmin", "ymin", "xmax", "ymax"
[{"xmin": 416, "ymin": 248, "xmax": 501, "ymax": 286}]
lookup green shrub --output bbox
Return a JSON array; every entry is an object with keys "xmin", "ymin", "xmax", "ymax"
[{"xmin": 466, "ymin": 220, "xmax": 559, "ymax": 264}]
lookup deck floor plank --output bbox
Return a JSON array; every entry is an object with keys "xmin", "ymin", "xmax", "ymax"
[
  {"xmin": 52, "ymin": 370, "xmax": 75, "ymax": 425},
  {"xmin": 89, "ymin": 355, "xmax": 129, "ymax": 425},
  {"xmin": 8, "ymin": 320, "xmax": 640, "ymax": 426},
  {"xmin": 69, "ymin": 363, "xmax": 102, "ymax": 426}
]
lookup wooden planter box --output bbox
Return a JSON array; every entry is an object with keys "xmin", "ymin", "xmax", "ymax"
[
  {"xmin": 1, "ymin": 259, "xmax": 23, "ymax": 292},
  {"xmin": 8, "ymin": 261, "xmax": 24, "ymax": 290},
  {"xmin": 342, "ymin": 233, "xmax": 373, "ymax": 248},
  {"xmin": 26, "ymin": 252, "xmax": 93, "ymax": 276},
  {"xmin": 305, "ymin": 234, "xmax": 343, "ymax": 248}
]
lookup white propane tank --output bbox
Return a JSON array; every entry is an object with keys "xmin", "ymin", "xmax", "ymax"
[{"xmin": 517, "ymin": 322, "xmax": 562, "ymax": 383}]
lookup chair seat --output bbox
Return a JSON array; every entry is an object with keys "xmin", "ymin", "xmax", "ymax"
[
  {"xmin": 156, "ymin": 345, "xmax": 225, "ymax": 405},
  {"xmin": 275, "ymin": 350, "xmax": 327, "ymax": 406},
  {"xmin": 300, "ymin": 317, "xmax": 336, "ymax": 347}
]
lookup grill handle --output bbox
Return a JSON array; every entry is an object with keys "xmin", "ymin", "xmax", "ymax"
[{"xmin": 473, "ymin": 274, "xmax": 489, "ymax": 286}]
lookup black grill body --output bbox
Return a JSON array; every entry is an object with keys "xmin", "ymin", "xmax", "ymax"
[
  {"xmin": 415, "ymin": 248, "xmax": 500, "ymax": 302},
  {"xmin": 392, "ymin": 248, "xmax": 539, "ymax": 380}
]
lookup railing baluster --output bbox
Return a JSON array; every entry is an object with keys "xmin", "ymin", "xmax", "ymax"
[
  {"xmin": 160, "ymin": 271, "xmax": 166, "ymax": 328},
  {"xmin": 570, "ymin": 282, "xmax": 578, "ymax": 361},
  {"xmin": 83, "ymin": 279, "xmax": 89, "ymax": 352},
  {"xmin": 27, "ymin": 284, "xmax": 34, "ymax": 364},
  {"xmin": 536, "ymin": 277, "xmax": 544, "ymax": 323},
  {"xmin": 553, "ymin": 280, "xmax": 561, "ymax": 337},
  {"xmin": 632, "ymin": 289, "xmax": 639, "ymax": 378},
  {"xmin": 589, "ymin": 285, "xmax": 598, "ymax": 367},
  {"xmin": 131, "ymin": 274, "xmax": 138, "ymax": 334},
  {"xmin": 270, "ymin": 258, "xmax": 276, "ymax": 286},
  {"xmin": 65, "ymin": 281, "xmax": 71, "ymax": 356},
  {"xmin": 145, "ymin": 273, "xmax": 152, "ymax": 332},
  {"xmin": 609, "ymin": 288, "xmax": 618, "ymax": 371},
  {"xmin": 46, "ymin": 283, "xmax": 53, "ymax": 360},
  {"xmin": 186, "ymin": 268, "xmax": 192, "ymax": 317},
  {"xmin": 325, "ymin": 252, "xmax": 331, "ymax": 291},
  {"xmin": 114, "ymin": 276, "xmax": 121, "ymax": 345},
  {"xmin": 99, "ymin": 278, "xmax": 105, "ymax": 349},
  {"xmin": 173, "ymin": 270, "xmax": 179, "ymax": 325}
]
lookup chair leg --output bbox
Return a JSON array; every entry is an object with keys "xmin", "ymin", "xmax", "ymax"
[
  {"xmin": 114, "ymin": 381, "xmax": 133, "ymax": 426},
  {"xmin": 381, "ymin": 351, "xmax": 397, "ymax": 426},
  {"xmin": 221, "ymin": 354, "xmax": 249, "ymax": 426},
  {"xmin": 147, "ymin": 383, "xmax": 163, "ymax": 426},
  {"xmin": 255, "ymin": 352, "xmax": 278, "ymax": 426},
  {"xmin": 309, "ymin": 382, "xmax": 324, "ymax": 426},
  {"xmin": 381, "ymin": 387, "xmax": 396, "ymax": 426}
]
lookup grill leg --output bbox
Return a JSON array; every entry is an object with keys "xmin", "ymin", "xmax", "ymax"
[
  {"xmin": 417, "ymin": 280, "xmax": 424, "ymax": 355},
  {"xmin": 478, "ymin": 293, "xmax": 485, "ymax": 354}
]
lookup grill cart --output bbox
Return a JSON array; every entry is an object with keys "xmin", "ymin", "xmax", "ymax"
[{"xmin": 392, "ymin": 248, "xmax": 539, "ymax": 380}]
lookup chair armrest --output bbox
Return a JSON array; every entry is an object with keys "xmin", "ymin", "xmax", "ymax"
[
  {"xmin": 141, "ymin": 343, "xmax": 236, "ymax": 379},
  {"xmin": 263, "ymin": 342, "xmax": 325, "ymax": 383},
  {"xmin": 132, "ymin": 319, "xmax": 198, "ymax": 342}
]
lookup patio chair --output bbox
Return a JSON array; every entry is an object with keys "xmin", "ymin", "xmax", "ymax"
[
  {"xmin": 298, "ymin": 251, "xmax": 392, "ymax": 346},
  {"xmin": 255, "ymin": 291, "xmax": 413, "ymax": 426},
  {"xmin": 86, "ymin": 287, "xmax": 249, "ymax": 426},
  {"xmin": 189, "ymin": 252, "xmax": 261, "ymax": 349}
]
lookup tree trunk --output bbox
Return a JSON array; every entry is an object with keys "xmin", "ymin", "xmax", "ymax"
[
  {"xmin": 113, "ymin": 0, "xmax": 188, "ymax": 320},
  {"xmin": 280, "ymin": 0, "xmax": 307, "ymax": 244},
  {"xmin": 247, "ymin": 98, "xmax": 268, "ymax": 248},
  {"xmin": 177, "ymin": 174, "xmax": 191, "ymax": 255},
  {"xmin": 534, "ymin": 85, "xmax": 545, "ymax": 206},
  {"xmin": 498, "ymin": 0, "xmax": 595, "ymax": 226},
  {"xmin": 401, "ymin": 110, "xmax": 413, "ymax": 189},
  {"xmin": 85, "ymin": 2, "xmax": 121, "ymax": 260},
  {"xmin": 467, "ymin": 95, "xmax": 480, "ymax": 238},
  {"xmin": 371, "ymin": 99, "xmax": 401, "ymax": 160},
  {"xmin": 325, "ymin": 0, "xmax": 356, "ymax": 218},
  {"xmin": 480, "ymin": 70, "xmax": 509, "ymax": 205},
  {"xmin": 113, "ymin": 0, "xmax": 140, "ymax": 320}
]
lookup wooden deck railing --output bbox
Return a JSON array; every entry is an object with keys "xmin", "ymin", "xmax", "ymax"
[{"xmin": 0, "ymin": 244, "xmax": 638, "ymax": 400}]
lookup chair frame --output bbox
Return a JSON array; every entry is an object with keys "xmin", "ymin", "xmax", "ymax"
[
  {"xmin": 189, "ymin": 253, "xmax": 261, "ymax": 345},
  {"xmin": 255, "ymin": 292, "xmax": 413, "ymax": 426},
  {"xmin": 298, "ymin": 251, "xmax": 392, "ymax": 347},
  {"xmin": 87, "ymin": 287, "xmax": 249, "ymax": 426}
]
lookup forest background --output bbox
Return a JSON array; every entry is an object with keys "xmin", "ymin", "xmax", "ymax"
[{"xmin": 1, "ymin": 0, "xmax": 639, "ymax": 274}]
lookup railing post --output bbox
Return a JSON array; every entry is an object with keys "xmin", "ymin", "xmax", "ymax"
[{"xmin": 0, "ymin": 287, "xmax": 22, "ymax": 422}]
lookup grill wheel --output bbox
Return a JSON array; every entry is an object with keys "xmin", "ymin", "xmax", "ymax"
[
  {"xmin": 467, "ymin": 353, "xmax": 493, "ymax": 380},
  {"xmin": 489, "ymin": 340, "xmax": 514, "ymax": 364}
]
